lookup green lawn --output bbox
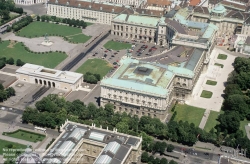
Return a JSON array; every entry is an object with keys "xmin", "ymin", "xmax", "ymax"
[
  {"xmin": 0, "ymin": 41, "xmax": 67, "ymax": 68},
  {"xmin": 240, "ymin": 119, "xmax": 250, "ymax": 137},
  {"xmin": 104, "ymin": 40, "xmax": 132, "ymax": 51},
  {"xmin": 204, "ymin": 111, "xmax": 224, "ymax": 132},
  {"xmin": 3, "ymin": 129, "xmax": 45, "ymax": 143},
  {"xmin": 173, "ymin": 104, "xmax": 205, "ymax": 127},
  {"xmin": 66, "ymin": 34, "xmax": 91, "ymax": 44},
  {"xmin": 200, "ymin": 90, "xmax": 213, "ymax": 98},
  {"xmin": 17, "ymin": 21, "xmax": 82, "ymax": 38},
  {"xmin": 76, "ymin": 58, "xmax": 112, "ymax": 78},
  {"xmin": 217, "ymin": 54, "xmax": 227, "ymax": 60},
  {"xmin": 214, "ymin": 63, "xmax": 224, "ymax": 68},
  {"xmin": 0, "ymin": 139, "xmax": 26, "ymax": 155},
  {"xmin": 206, "ymin": 80, "xmax": 217, "ymax": 86}
]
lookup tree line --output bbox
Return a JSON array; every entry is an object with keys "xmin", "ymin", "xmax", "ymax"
[
  {"xmin": 0, "ymin": 83, "xmax": 15, "ymax": 102},
  {"xmin": 22, "ymin": 94, "xmax": 214, "ymax": 146},
  {"xmin": 11, "ymin": 16, "xmax": 33, "ymax": 32},
  {"xmin": 84, "ymin": 72, "xmax": 101, "ymax": 84},
  {"xmin": 0, "ymin": 57, "xmax": 25, "ymax": 69},
  {"xmin": 212, "ymin": 57, "xmax": 250, "ymax": 157},
  {"xmin": 38, "ymin": 15, "xmax": 88, "ymax": 29},
  {"xmin": 0, "ymin": 0, "xmax": 23, "ymax": 24}
]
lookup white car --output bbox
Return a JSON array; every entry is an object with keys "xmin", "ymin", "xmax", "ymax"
[
  {"xmin": 1, "ymin": 107, "xmax": 6, "ymax": 110},
  {"xmin": 9, "ymin": 108, "xmax": 13, "ymax": 110}
]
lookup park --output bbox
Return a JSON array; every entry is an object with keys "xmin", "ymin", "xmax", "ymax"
[
  {"xmin": 76, "ymin": 58, "xmax": 112, "ymax": 78},
  {"xmin": 104, "ymin": 40, "xmax": 132, "ymax": 51},
  {"xmin": 0, "ymin": 41, "xmax": 67, "ymax": 68},
  {"xmin": 17, "ymin": 21, "xmax": 91, "ymax": 44},
  {"xmin": 3, "ymin": 129, "xmax": 45, "ymax": 142}
]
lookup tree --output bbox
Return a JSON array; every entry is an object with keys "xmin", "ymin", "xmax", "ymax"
[
  {"xmin": 160, "ymin": 158, "xmax": 168, "ymax": 164},
  {"xmin": 0, "ymin": 60, "xmax": 5, "ymax": 69},
  {"xmin": 167, "ymin": 144, "xmax": 175, "ymax": 152},
  {"xmin": 224, "ymin": 84, "xmax": 242, "ymax": 98},
  {"xmin": 5, "ymin": 87, "xmax": 15, "ymax": 97},
  {"xmin": 37, "ymin": 15, "xmax": 40, "ymax": 21},
  {"xmin": 16, "ymin": 59, "xmax": 25, "ymax": 66},
  {"xmin": 0, "ymin": 84, "xmax": 4, "ymax": 90},
  {"xmin": 218, "ymin": 112, "xmax": 240, "ymax": 133},
  {"xmin": 6, "ymin": 57, "xmax": 14, "ymax": 65},
  {"xmin": 141, "ymin": 152, "xmax": 149, "ymax": 163}
]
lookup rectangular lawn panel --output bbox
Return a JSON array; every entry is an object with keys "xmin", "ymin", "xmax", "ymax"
[
  {"xmin": 67, "ymin": 34, "xmax": 91, "ymax": 44},
  {"xmin": 214, "ymin": 63, "xmax": 224, "ymax": 68},
  {"xmin": 206, "ymin": 80, "xmax": 217, "ymax": 86},
  {"xmin": 0, "ymin": 139, "xmax": 26, "ymax": 155},
  {"xmin": 17, "ymin": 21, "xmax": 82, "ymax": 38},
  {"xmin": 204, "ymin": 111, "xmax": 223, "ymax": 132},
  {"xmin": 76, "ymin": 58, "xmax": 112, "ymax": 78},
  {"xmin": 0, "ymin": 41, "xmax": 67, "ymax": 68},
  {"xmin": 104, "ymin": 40, "xmax": 131, "ymax": 51},
  {"xmin": 217, "ymin": 54, "xmax": 227, "ymax": 60},
  {"xmin": 200, "ymin": 90, "xmax": 213, "ymax": 98},
  {"xmin": 240, "ymin": 119, "xmax": 250, "ymax": 137},
  {"xmin": 3, "ymin": 129, "xmax": 45, "ymax": 143},
  {"xmin": 173, "ymin": 104, "xmax": 205, "ymax": 127}
]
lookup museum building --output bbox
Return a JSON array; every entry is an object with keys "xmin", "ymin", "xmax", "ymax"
[{"xmin": 42, "ymin": 120, "xmax": 142, "ymax": 164}]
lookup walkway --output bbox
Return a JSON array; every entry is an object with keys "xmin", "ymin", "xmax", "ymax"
[
  {"xmin": 185, "ymin": 47, "xmax": 236, "ymax": 112},
  {"xmin": 199, "ymin": 109, "xmax": 210, "ymax": 129}
]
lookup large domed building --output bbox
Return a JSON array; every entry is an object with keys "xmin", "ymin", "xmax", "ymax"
[{"xmin": 15, "ymin": 147, "xmax": 42, "ymax": 164}]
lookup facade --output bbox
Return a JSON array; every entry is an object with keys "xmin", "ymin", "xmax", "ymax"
[
  {"xmin": 14, "ymin": 0, "xmax": 45, "ymax": 5},
  {"xmin": 42, "ymin": 120, "xmax": 142, "ymax": 164},
  {"xmin": 190, "ymin": 4, "xmax": 250, "ymax": 36},
  {"xmin": 100, "ymin": 50, "xmax": 206, "ymax": 121},
  {"xmin": 143, "ymin": 0, "xmax": 171, "ymax": 11},
  {"xmin": 111, "ymin": 14, "xmax": 160, "ymax": 43},
  {"xmin": 111, "ymin": 9, "xmax": 218, "ymax": 48},
  {"xmin": 47, "ymin": 0, "xmax": 133, "ymax": 25},
  {"xmin": 16, "ymin": 63, "xmax": 83, "ymax": 91}
]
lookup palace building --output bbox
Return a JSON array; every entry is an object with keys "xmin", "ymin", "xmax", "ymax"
[
  {"xmin": 16, "ymin": 63, "xmax": 83, "ymax": 91},
  {"xmin": 100, "ymin": 49, "xmax": 206, "ymax": 121},
  {"xmin": 14, "ymin": 0, "xmax": 46, "ymax": 5},
  {"xmin": 42, "ymin": 120, "xmax": 142, "ymax": 164}
]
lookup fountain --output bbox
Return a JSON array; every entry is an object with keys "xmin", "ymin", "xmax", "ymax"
[{"xmin": 41, "ymin": 33, "xmax": 53, "ymax": 46}]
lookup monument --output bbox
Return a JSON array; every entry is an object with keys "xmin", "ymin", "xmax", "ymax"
[{"xmin": 41, "ymin": 33, "xmax": 53, "ymax": 46}]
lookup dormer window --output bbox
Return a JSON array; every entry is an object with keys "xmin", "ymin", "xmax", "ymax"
[
  {"xmin": 66, "ymin": 1, "xmax": 69, "ymax": 5},
  {"xmin": 78, "ymin": 3, "xmax": 81, "ymax": 7}
]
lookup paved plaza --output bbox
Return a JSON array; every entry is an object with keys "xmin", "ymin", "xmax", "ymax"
[{"xmin": 186, "ymin": 47, "xmax": 236, "ymax": 112}]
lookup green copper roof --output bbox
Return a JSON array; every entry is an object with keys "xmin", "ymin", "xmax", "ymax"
[
  {"xmin": 212, "ymin": 4, "xmax": 226, "ymax": 13},
  {"xmin": 101, "ymin": 57, "xmax": 195, "ymax": 97},
  {"xmin": 113, "ymin": 14, "xmax": 160, "ymax": 27},
  {"xmin": 202, "ymin": 23, "xmax": 218, "ymax": 39},
  {"xmin": 238, "ymin": 40, "xmax": 245, "ymax": 45}
]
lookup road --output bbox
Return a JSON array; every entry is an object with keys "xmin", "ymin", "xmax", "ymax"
[
  {"xmin": 0, "ymin": 105, "xmax": 60, "ymax": 137},
  {"xmin": 61, "ymin": 30, "xmax": 110, "ymax": 71}
]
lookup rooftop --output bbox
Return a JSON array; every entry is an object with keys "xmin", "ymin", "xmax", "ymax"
[
  {"xmin": 16, "ymin": 63, "xmax": 83, "ymax": 84},
  {"xmin": 42, "ymin": 121, "xmax": 141, "ymax": 164},
  {"xmin": 113, "ymin": 14, "xmax": 160, "ymax": 27},
  {"xmin": 212, "ymin": 4, "xmax": 227, "ymax": 13},
  {"xmin": 101, "ymin": 57, "xmax": 194, "ymax": 97}
]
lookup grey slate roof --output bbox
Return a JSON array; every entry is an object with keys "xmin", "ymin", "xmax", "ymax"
[{"xmin": 185, "ymin": 48, "xmax": 204, "ymax": 71}]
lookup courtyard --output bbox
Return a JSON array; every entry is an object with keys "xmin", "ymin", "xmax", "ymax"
[{"xmin": 185, "ymin": 47, "xmax": 236, "ymax": 112}]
